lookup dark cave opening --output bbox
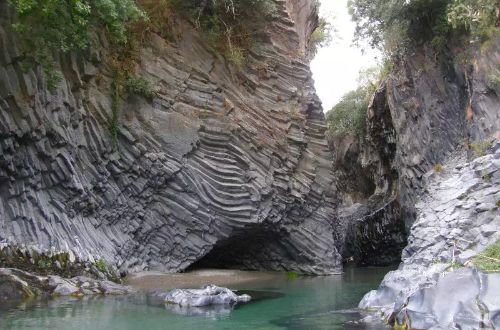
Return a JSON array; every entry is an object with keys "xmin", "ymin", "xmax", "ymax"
[{"xmin": 186, "ymin": 227, "xmax": 287, "ymax": 271}]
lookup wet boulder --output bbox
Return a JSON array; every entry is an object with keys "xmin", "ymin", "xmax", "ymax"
[{"xmin": 161, "ymin": 285, "xmax": 251, "ymax": 307}]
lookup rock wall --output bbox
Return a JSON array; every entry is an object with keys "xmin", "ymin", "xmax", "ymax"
[
  {"xmin": 360, "ymin": 144, "xmax": 500, "ymax": 328},
  {"xmin": 353, "ymin": 37, "xmax": 500, "ymax": 328},
  {"xmin": 0, "ymin": 0, "xmax": 341, "ymax": 275},
  {"xmin": 334, "ymin": 38, "xmax": 500, "ymax": 266}
]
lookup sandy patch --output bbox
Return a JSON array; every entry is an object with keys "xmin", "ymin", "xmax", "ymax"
[{"xmin": 125, "ymin": 269, "xmax": 286, "ymax": 292}]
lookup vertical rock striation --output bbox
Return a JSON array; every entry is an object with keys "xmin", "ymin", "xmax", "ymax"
[{"xmin": 0, "ymin": 0, "xmax": 341, "ymax": 275}]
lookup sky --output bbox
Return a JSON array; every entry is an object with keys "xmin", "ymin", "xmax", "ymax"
[{"xmin": 310, "ymin": 0, "xmax": 380, "ymax": 111}]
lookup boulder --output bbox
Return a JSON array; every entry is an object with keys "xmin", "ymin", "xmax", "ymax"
[{"xmin": 162, "ymin": 285, "xmax": 251, "ymax": 307}]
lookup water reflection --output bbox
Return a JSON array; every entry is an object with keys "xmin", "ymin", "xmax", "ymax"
[
  {"xmin": 0, "ymin": 267, "xmax": 393, "ymax": 330},
  {"xmin": 163, "ymin": 303, "xmax": 233, "ymax": 317}
]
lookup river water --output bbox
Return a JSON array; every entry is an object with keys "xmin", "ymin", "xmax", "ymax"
[{"xmin": 0, "ymin": 267, "xmax": 391, "ymax": 330}]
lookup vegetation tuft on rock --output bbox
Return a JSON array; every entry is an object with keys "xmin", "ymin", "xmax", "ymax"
[{"xmin": 473, "ymin": 241, "xmax": 500, "ymax": 272}]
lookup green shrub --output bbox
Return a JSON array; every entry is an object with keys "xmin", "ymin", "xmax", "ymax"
[
  {"xmin": 95, "ymin": 258, "xmax": 108, "ymax": 274},
  {"xmin": 37, "ymin": 258, "xmax": 52, "ymax": 269},
  {"xmin": 309, "ymin": 17, "xmax": 334, "ymax": 57},
  {"xmin": 473, "ymin": 241, "xmax": 500, "ymax": 272},
  {"xmin": 447, "ymin": 0, "xmax": 500, "ymax": 42},
  {"xmin": 470, "ymin": 140, "xmax": 492, "ymax": 158},
  {"xmin": 226, "ymin": 46, "xmax": 246, "ymax": 68},
  {"xmin": 172, "ymin": 0, "xmax": 277, "ymax": 66},
  {"xmin": 487, "ymin": 67, "xmax": 500, "ymax": 90},
  {"xmin": 326, "ymin": 87, "xmax": 368, "ymax": 138},
  {"xmin": 433, "ymin": 164, "xmax": 444, "ymax": 172},
  {"xmin": 325, "ymin": 65, "xmax": 385, "ymax": 139},
  {"xmin": 125, "ymin": 75, "xmax": 155, "ymax": 99},
  {"xmin": 348, "ymin": 0, "xmax": 450, "ymax": 54},
  {"xmin": 286, "ymin": 271, "xmax": 298, "ymax": 280},
  {"xmin": 8, "ymin": 0, "xmax": 146, "ymax": 89}
]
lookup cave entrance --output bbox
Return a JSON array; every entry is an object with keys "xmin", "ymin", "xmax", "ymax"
[{"xmin": 186, "ymin": 226, "xmax": 287, "ymax": 271}]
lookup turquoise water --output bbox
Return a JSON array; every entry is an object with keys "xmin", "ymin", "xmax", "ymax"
[{"xmin": 0, "ymin": 267, "xmax": 390, "ymax": 330}]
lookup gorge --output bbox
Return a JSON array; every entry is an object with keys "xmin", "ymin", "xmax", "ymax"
[{"xmin": 0, "ymin": 0, "xmax": 499, "ymax": 329}]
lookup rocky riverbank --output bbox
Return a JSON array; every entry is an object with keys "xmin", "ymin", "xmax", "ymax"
[
  {"xmin": 359, "ymin": 143, "xmax": 500, "ymax": 328},
  {"xmin": 0, "ymin": 268, "xmax": 133, "ymax": 305}
]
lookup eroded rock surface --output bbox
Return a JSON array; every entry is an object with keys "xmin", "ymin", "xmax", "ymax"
[
  {"xmin": 334, "ymin": 39, "xmax": 500, "ymax": 266},
  {"xmin": 0, "ymin": 268, "xmax": 134, "ymax": 304},
  {"xmin": 0, "ymin": 0, "xmax": 339, "ymax": 275},
  {"xmin": 360, "ymin": 145, "xmax": 500, "ymax": 329},
  {"xmin": 160, "ymin": 284, "xmax": 251, "ymax": 307}
]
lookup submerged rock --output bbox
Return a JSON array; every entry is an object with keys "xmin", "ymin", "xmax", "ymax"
[{"xmin": 161, "ymin": 285, "xmax": 251, "ymax": 307}]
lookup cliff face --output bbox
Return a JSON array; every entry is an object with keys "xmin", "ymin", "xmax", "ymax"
[
  {"xmin": 360, "ymin": 144, "xmax": 500, "ymax": 329},
  {"xmin": 354, "ymin": 38, "xmax": 500, "ymax": 328},
  {"xmin": 334, "ymin": 38, "xmax": 500, "ymax": 266},
  {"xmin": 0, "ymin": 0, "xmax": 341, "ymax": 275}
]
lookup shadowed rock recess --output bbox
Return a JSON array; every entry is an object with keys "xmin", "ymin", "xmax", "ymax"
[{"xmin": 0, "ymin": 0, "xmax": 341, "ymax": 275}]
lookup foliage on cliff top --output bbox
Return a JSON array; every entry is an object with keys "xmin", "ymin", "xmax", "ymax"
[
  {"xmin": 8, "ymin": 0, "xmax": 280, "ymax": 85},
  {"xmin": 177, "ymin": 0, "xmax": 277, "ymax": 66},
  {"xmin": 8, "ymin": 0, "xmax": 146, "ymax": 89},
  {"xmin": 326, "ymin": 87, "xmax": 368, "ymax": 139},
  {"xmin": 348, "ymin": 0, "xmax": 499, "ymax": 55},
  {"xmin": 325, "ymin": 65, "xmax": 386, "ymax": 139},
  {"xmin": 309, "ymin": 17, "xmax": 334, "ymax": 57}
]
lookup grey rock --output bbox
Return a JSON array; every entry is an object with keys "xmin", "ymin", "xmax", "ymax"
[
  {"xmin": 359, "ymin": 149, "xmax": 500, "ymax": 328},
  {"xmin": 99, "ymin": 280, "xmax": 134, "ymax": 295},
  {"xmin": 1, "ymin": 267, "xmax": 132, "ymax": 301},
  {"xmin": 0, "ymin": 0, "xmax": 339, "ymax": 275},
  {"xmin": 0, "ymin": 268, "xmax": 40, "ymax": 303},
  {"xmin": 161, "ymin": 285, "xmax": 251, "ymax": 307},
  {"xmin": 53, "ymin": 282, "xmax": 80, "ymax": 296},
  {"xmin": 333, "ymin": 38, "xmax": 500, "ymax": 268}
]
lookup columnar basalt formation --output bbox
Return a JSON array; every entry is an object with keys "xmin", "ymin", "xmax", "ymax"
[{"xmin": 0, "ymin": 0, "xmax": 340, "ymax": 275}]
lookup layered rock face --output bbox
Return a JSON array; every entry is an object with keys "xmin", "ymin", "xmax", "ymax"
[
  {"xmin": 335, "ymin": 39, "xmax": 500, "ymax": 266},
  {"xmin": 355, "ymin": 38, "xmax": 500, "ymax": 327},
  {"xmin": 0, "ymin": 0, "xmax": 340, "ymax": 275},
  {"xmin": 360, "ymin": 145, "xmax": 500, "ymax": 328},
  {"xmin": 333, "ymin": 85, "xmax": 406, "ymax": 266}
]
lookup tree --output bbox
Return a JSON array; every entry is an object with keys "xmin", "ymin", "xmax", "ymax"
[
  {"xmin": 348, "ymin": 0, "xmax": 449, "ymax": 54},
  {"xmin": 447, "ymin": 0, "xmax": 499, "ymax": 42}
]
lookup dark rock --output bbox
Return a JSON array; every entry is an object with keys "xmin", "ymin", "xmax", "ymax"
[{"xmin": 0, "ymin": 0, "xmax": 339, "ymax": 275}]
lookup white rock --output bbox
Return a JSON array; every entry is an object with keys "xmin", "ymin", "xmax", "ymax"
[{"xmin": 163, "ymin": 285, "xmax": 251, "ymax": 307}]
